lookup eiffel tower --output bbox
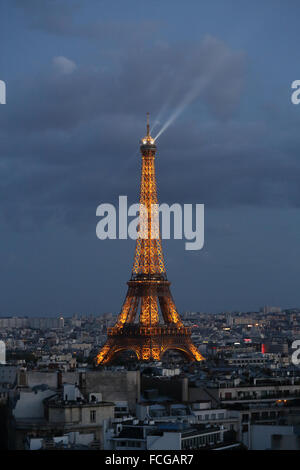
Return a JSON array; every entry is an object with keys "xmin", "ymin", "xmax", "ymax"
[{"xmin": 96, "ymin": 114, "xmax": 204, "ymax": 365}]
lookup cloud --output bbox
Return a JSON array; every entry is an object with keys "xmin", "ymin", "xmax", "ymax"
[
  {"xmin": 13, "ymin": 0, "xmax": 159, "ymax": 45},
  {"xmin": 1, "ymin": 35, "xmax": 245, "ymax": 134},
  {"xmin": 1, "ymin": 30, "xmax": 300, "ymax": 232},
  {"xmin": 52, "ymin": 56, "xmax": 77, "ymax": 75}
]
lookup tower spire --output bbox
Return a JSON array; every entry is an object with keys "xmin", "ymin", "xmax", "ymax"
[{"xmin": 146, "ymin": 112, "xmax": 150, "ymax": 137}]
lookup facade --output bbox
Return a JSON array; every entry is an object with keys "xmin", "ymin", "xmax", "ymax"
[
  {"xmin": 0, "ymin": 317, "xmax": 64, "ymax": 330},
  {"xmin": 0, "ymin": 365, "xmax": 17, "ymax": 387},
  {"xmin": 218, "ymin": 380, "xmax": 300, "ymax": 404},
  {"xmin": 250, "ymin": 424, "xmax": 300, "ymax": 450},
  {"xmin": 22, "ymin": 369, "xmax": 140, "ymax": 414},
  {"xmin": 105, "ymin": 419, "xmax": 226, "ymax": 450},
  {"xmin": 12, "ymin": 383, "xmax": 114, "ymax": 450},
  {"xmin": 136, "ymin": 400, "xmax": 239, "ymax": 436},
  {"xmin": 226, "ymin": 354, "xmax": 270, "ymax": 367}
]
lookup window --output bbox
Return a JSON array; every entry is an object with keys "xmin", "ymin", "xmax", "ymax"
[
  {"xmin": 117, "ymin": 441, "xmax": 126, "ymax": 447},
  {"xmin": 127, "ymin": 441, "xmax": 141, "ymax": 448},
  {"xmin": 90, "ymin": 410, "xmax": 96, "ymax": 423}
]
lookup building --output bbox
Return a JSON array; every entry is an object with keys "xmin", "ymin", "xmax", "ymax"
[
  {"xmin": 0, "ymin": 365, "xmax": 17, "ymax": 388},
  {"xmin": 105, "ymin": 419, "xmax": 231, "ymax": 450},
  {"xmin": 12, "ymin": 383, "xmax": 114, "ymax": 449},
  {"xmin": 218, "ymin": 377, "xmax": 300, "ymax": 405},
  {"xmin": 261, "ymin": 306, "xmax": 282, "ymax": 314},
  {"xmin": 250, "ymin": 423, "xmax": 300, "ymax": 450},
  {"xmin": 22, "ymin": 369, "xmax": 140, "ymax": 414},
  {"xmin": 226, "ymin": 353, "xmax": 270, "ymax": 367}
]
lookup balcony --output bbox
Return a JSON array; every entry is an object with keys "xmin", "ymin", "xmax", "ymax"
[{"xmin": 107, "ymin": 325, "xmax": 192, "ymax": 337}]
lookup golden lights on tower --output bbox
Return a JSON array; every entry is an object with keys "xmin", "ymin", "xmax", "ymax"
[{"xmin": 96, "ymin": 114, "xmax": 204, "ymax": 365}]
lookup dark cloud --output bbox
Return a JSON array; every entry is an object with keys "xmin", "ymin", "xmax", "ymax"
[
  {"xmin": 2, "ymin": 0, "xmax": 300, "ymax": 314},
  {"xmin": 1, "ymin": 19, "xmax": 300, "ymax": 233},
  {"xmin": 1, "ymin": 34, "xmax": 246, "ymax": 132},
  {"xmin": 0, "ymin": 33, "xmax": 248, "ymax": 228},
  {"xmin": 13, "ymin": 0, "xmax": 159, "ymax": 44},
  {"xmin": 13, "ymin": 0, "xmax": 82, "ymax": 35}
]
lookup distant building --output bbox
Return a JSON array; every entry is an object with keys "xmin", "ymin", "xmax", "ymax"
[
  {"xmin": 226, "ymin": 353, "xmax": 270, "ymax": 367},
  {"xmin": 0, "ymin": 317, "xmax": 28, "ymax": 328},
  {"xmin": 28, "ymin": 317, "xmax": 64, "ymax": 330},
  {"xmin": 263, "ymin": 342, "xmax": 288, "ymax": 354},
  {"xmin": 260, "ymin": 306, "xmax": 282, "ymax": 314},
  {"xmin": 226, "ymin": 313, "xmax": 233, "ymax": 327}
]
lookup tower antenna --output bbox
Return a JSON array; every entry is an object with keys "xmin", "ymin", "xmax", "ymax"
[{"xmin": 146, "ymin": 112, "xmax": 150, "ymax": 137}]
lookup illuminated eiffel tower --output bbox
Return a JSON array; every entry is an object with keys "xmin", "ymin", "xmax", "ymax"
[{"xmin": 96, "ymin": 114, "xmax": 204, "ymax": 365}]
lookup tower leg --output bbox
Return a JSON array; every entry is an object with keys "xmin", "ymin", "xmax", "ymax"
[
  {"xmin": 160, "ymin": 338, "xmax": 204, "ymax": 362},
  {"xmin": 96, "ymin": 334, "xmax": 204, "ymax": 365},
  {"xmin": 96, "ymin": 338, "xmax": 142, "ymax": 365}
]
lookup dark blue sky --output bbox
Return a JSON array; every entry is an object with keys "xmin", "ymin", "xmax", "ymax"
[{"xmin": 1, "ymin": 0, "xmax": 300, "ymax": 316}]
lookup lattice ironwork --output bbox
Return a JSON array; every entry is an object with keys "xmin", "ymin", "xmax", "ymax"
[{"xmin": 96, "ymin": 114, "xmax": 204, "ymax": 365}]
